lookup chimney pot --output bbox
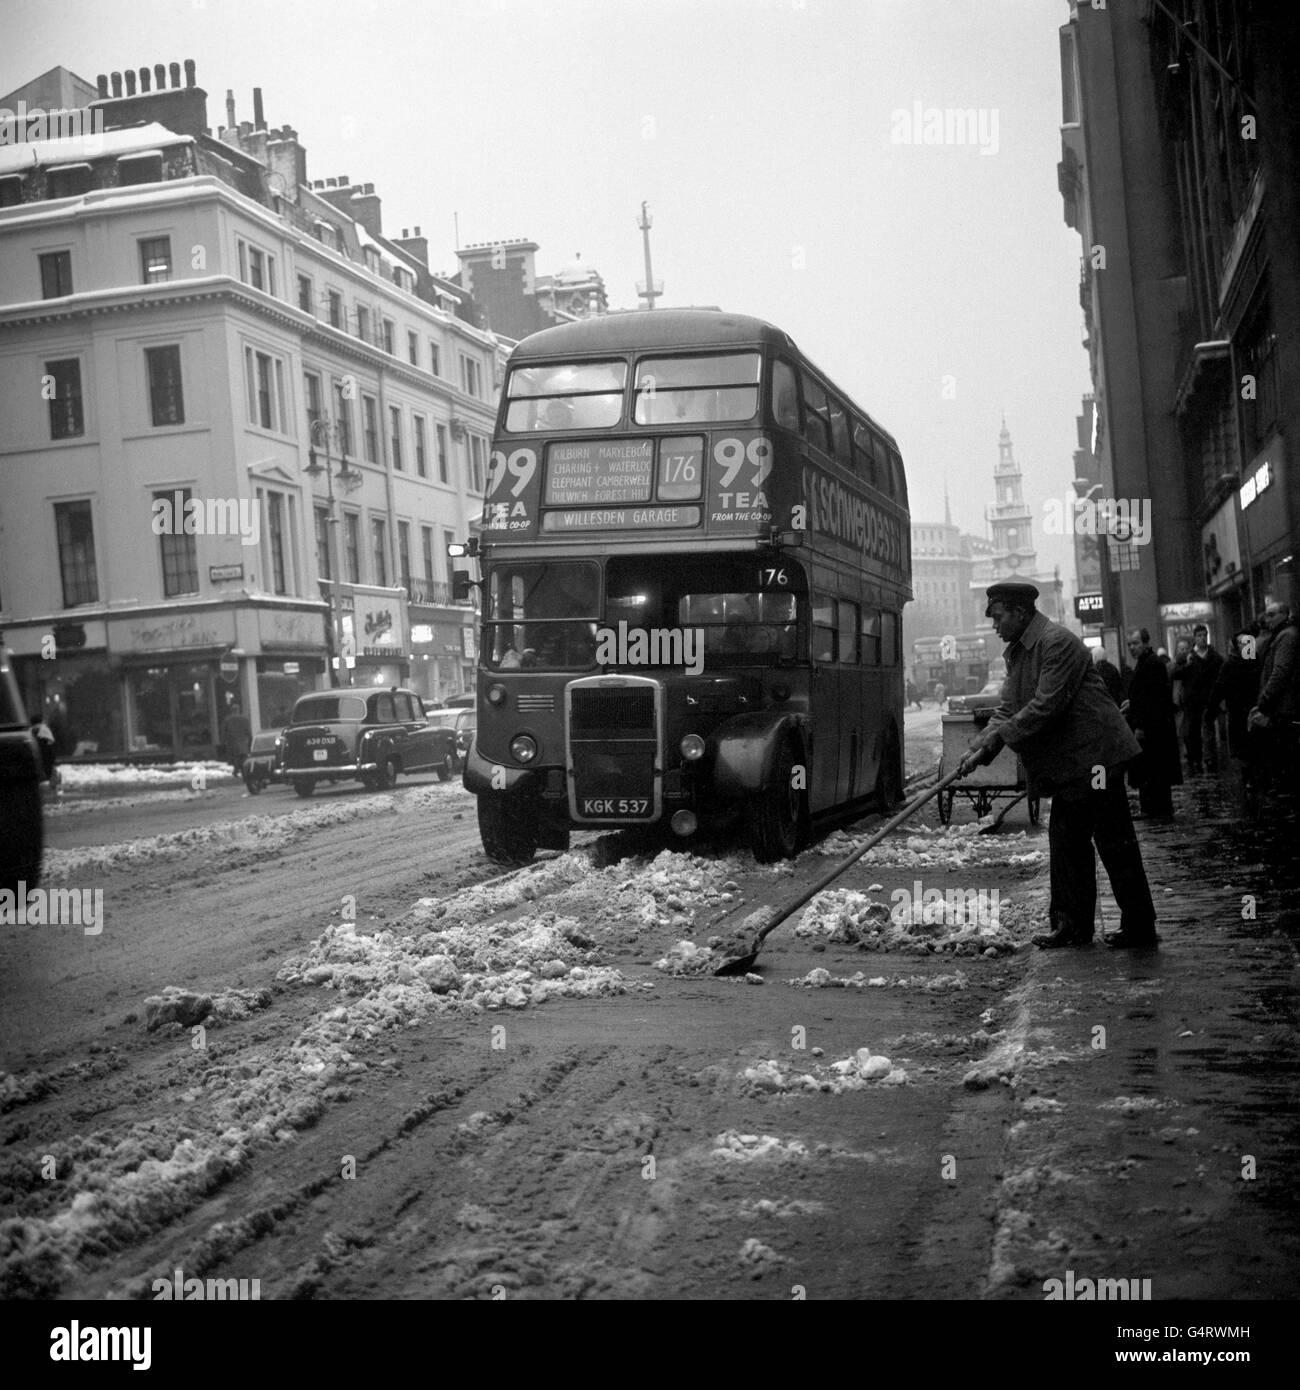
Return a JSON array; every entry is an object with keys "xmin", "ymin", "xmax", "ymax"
[
  {"xmin": 155, "ymin": 64, "xmax": 166, "ymax": 90},
  {"xmin": 138, "ymin": 67, "xmax": 151, "ymax": 93},
  {"xmin": 111, "ymin": 71, "xmax": 123, "ymax": 97},
  {"xmin": 96, "ymin": 74, "xmax": 109, "ymax": 98},
  {"xmin": 170, "ymin": 61, "xmax": 181, "ymax": 88},
  {"xmin": 225, "ymin": 89, "xmax": 235, "ymax": 127},
  {"xmin": 339, "ymin": 174, "xmax": 349, "ymax": 186},
  {"xmin": 240, "ymin": 120, "xmax": 252, "ymax": 135},
  {"xmin": 184, "ymin": 58, "xmax": 196, "ymax": 87},
  {"xmin": 253, "ymin": 87, "xmax": 265, "ymax": 130},
  {"xmin": 364, "ymin": 182, "xmax": 374, "ymax": 195},
  {"xmin": 414, "ymin": 225, "xmax": 421, "ymax": 236},
  {"xmin": 124, "ymin": 70, "xmax": 137, "ymax": 96},
  {"xmin": 402, "ymin": 228, "xmax": 409, "ymax": 238}
]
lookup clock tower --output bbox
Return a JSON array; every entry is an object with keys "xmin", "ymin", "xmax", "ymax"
[{"xmin": 986, "ymin": 417, "xmax": 1038, "ymax": 581}]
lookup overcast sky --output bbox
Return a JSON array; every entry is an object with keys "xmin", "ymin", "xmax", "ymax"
[{"xmin": 2, "ymin": 0, "xmax": 1088, "ymax": 581}]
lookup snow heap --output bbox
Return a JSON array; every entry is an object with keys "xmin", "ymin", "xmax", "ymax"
[
  {"xmin": 815, "ymin": 821, "xmax": 1045, "ymax": 870},
  {"xmin": 278, "ymin": 907, "xmax": 639, "ymax": 1015},
  {"xmin": 60, "ymin": 761, "xmax": 235, "ymax": 792},
  {"xmin": 793, "ymin": 967, "xmax": 970, "ymax": 992},
  {"xmin": 42, "ymin": 794, "xmax": 397, "ymax": 881},
  {"xmin": 710, "ymin": 1131, "xmax": 809, "ymax": 1162},
  {"xmin": 794, "ymin": 887, "xmax": 1019, "ymax": 956},
  {"xmin": 739, "ymin": 1047, "xmax": 909, "ymax": 1096}
]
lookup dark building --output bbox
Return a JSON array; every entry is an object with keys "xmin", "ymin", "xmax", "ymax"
[{"xmin": 1059, "ymin": 0, "xmax": 1299, "ymax": 648}]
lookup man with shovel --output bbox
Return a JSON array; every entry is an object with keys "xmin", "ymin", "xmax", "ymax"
[{"xmin": 955, "ymin": 582, "xmax": 1159, "ymax": 949}]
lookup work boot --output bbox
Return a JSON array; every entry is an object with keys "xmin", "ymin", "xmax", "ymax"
[
  {"xmin": 1104, "ymin": 927, "xmax": 1160, "ymax": 949},
  {"xmin": 1032, "ymin": 916, "xmax": 1093, "ymax": 949}
]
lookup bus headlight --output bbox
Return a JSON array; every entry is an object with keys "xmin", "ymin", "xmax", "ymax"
[
  {"xmin": 510, "ymin": 734, "xmax": 538, "ymax": 763},
  {"xmin": 487, "ymin": 684, "xmax": 506, "ymax": 706},
  {"xmin": 679, "ymin": 733, "xmax": 706, "ymax": 761}
]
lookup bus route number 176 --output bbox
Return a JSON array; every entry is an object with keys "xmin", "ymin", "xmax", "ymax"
[{"xmin": 581, "ymin": 797, "xmax": 649, "ymax": 816}]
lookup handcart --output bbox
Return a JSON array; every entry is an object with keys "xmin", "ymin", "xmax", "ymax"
[{"xmin": 938, "ymin": 710, "xmax": 1040, "ymax": 825}]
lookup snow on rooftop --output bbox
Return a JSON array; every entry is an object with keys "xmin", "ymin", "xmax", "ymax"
[{"xmin": 0, "ymin": 121, "xmax": 191, "ymax": 177}]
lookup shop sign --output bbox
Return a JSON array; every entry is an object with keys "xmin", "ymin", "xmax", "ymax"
[
  {"xmin": 210, "ymin": 563, "xmax": 244, "ymax": 582},
  {"xmin": 1074, "ymin": 592, "xmax": 1106, "ymax": 623},
  {"xmin": 113, "ymin": 610, "xmax": 236, "ymax": 653},
  {"xmin": 53, "ymin": 622, "xmax": 86, "ymax": 651},
  {"xmin": 257, "ymin": 608, "xmax": 322, "ymax": 650},
  {"xmin": 1200, "ymin": 495, "xmax": 1242, "ymax": 595},
  {"xmin": 1158, "ymin": 601, "xmax": 1214, "ymax": 622},
  {"xmin": 283, "ymin": 661, "xmax": 300, "ymax": 675}
]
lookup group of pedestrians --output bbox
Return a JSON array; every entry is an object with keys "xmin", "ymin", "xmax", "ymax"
[{"xmin": 956, "ymin": 582, "xmax": 1300, "ymax": 956}]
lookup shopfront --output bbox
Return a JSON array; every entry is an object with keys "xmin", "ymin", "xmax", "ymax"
[
  {"xmin": 1240, "ymin": 438, "xmax": 1294, "ymax": 613},
  {"xmin": 345, "ymin": 584, "xmax": 410, "ymax": 690},
  {"xmin": 408, "ymin": 608, "xmax": 475, "ymax": 705}
]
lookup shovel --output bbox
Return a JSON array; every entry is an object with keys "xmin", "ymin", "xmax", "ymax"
[{"xmin": 713, "ymin": 766, "xmax": 966, "ymax": 976}]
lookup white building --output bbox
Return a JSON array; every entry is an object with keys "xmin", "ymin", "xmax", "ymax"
[{"xmin": 0, "ymin": 63, "xmax": 500, "ymax": 758}]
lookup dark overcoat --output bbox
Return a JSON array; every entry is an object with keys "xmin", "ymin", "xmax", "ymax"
[{"xmin": 1124, "ymin": 648, "xmax": 1182, "ymax": 788}]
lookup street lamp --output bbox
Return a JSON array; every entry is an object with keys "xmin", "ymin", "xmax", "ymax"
[{"xmin": 306, "ymin": 417, "xmax": 362, "ymax": 688}]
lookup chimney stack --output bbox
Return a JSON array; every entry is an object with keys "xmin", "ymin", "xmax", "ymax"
[
  {"xmin": 184, "ymin": 58, "xmax": 196, "ymax": 87},
  {"xmin": 110, "ymin": 72, "xmax": 122, "ymax": 98},
  {"xmin": 253, "ymin": 87, "xmax": 265, "ymax": 130},
  {"xmin": 138, "ymin": 66, "xmax": 151, "ymax": 93},
  {"xmin": 226, "ymin": 89, "xmax": 236, "ymax": 128},
  {"xmin": 96, "ymin": 74, "xmax": 109, "ymax": 98},
  {"xmin": 124, "ymin": 70, "xmax": 137, "ymax": 96}
]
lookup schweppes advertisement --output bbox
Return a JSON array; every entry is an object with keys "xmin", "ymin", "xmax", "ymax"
[{"xmin": 798, "ymin": 461, "xmax": 905, "ymax": 573}]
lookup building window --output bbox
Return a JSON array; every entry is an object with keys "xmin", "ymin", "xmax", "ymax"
[
  {"xmin": 154, "ymin": 487, "xmax": 199, "ymax": 597},
  {"xmin": 54, "ymin": 500, "xmax": 98, "ymax": 606},
  {"xmin": 344, "ymin": 511, "xmax": 361, "ymax": 582},
  {"xmin": 139, "ymin": 237, "xmax": 171, "ymax": 284},
  {"xmin": 389, "ymin": 405, "xmax": 403, "ymax": 470},
  {"xmin": 362, "ymin": 394, "xmax": 379, "ymax": 462},
  {"xmin": 429, "ymin": 341, "xmax": 441, "ymax": 376},
  {"xmin": 315, "ymin": 504, "xmax": 332, "ymax": 580},
  {"xmin": 382, "ymin": 319, "xmax": 395, "ymax": 355},
  {"xmin": 265, "ymin": 490, "xmax": 288, "ymax": 594},
  {"xmin": 48, "ymin": 164, "xmax": 92, "ymax": 198},
  {"xmin": 436, "ymin": 422, "xmax": 449, "ymax": 483},
  {"xmin": 240, "ymin": 241, "xmax": 276, "ymax": 296},
  {"xmin": 413, "ymin": 415, "xmax": 428, "ymax": 478},
  {"xmin": 304, "ymin": 371, "xmax": 324, "ymax": 434},
  {"xmin": 398, "ymin": 521, "xmax": 411, "ymax": 587},
  {"xmin": 459, "ymin": 354, "xmax": 481, "ymax": 397},
  {"xmin": 371, "ymin": 517, "xmax": 387, "ymax": 587},
  {"xmin": 39, "ymin": 250, "xmax": 73, "ymax": 298},
  {"xmin": 407, "ymin": 330, "xmax": 419, "ymax": 366},
  {"xmin": 469, "ymin": 435, "xmax": 486, "ymax": 492},
  {"xmin": 356, "ymin": 304, "xmax": 370, "ymax": 341},
  {"xmin": 334, "ymin": 381, "xmax": 353, "ymax": 456},
  {"xmin": 45, "ymin": 358, "xmax": 84, "ymax": 439},
  {"xmin": 298, "ymin": 274, "xmax": 313, "ymax": 313},
  {"xmin": 245, "ymin": 347, "xmax": 287, "ymax": 432},
  {"xmin": 421, "ymin": 525, "xmax": 435, "ymax": 584},
  {"xmin": 145, "ymin": 345, "xmax": 185, "ymax": 426},
  {"xmin": 443, "ymin": 529, "xmax": 457, "ymax": 583},
  {"xmin": 327, "ymin": 289, "xmax": 343, "ymax": 328},
  {"xmin": 0, "ymin": 176, "xmax": 22, "ymax": 207}
]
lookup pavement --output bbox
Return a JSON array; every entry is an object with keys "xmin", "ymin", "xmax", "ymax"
[{"xmin": 977, "ymin": 765, "xmax": 1300, "ymax": 1298}]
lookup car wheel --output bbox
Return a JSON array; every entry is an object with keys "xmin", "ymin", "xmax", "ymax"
[
  {"xmin": 377, "ymin": 757, "xmax": 398, "ymax": 790},
  {"xmin": 243, "ymin": 766, "xmax": 262, "ymax": 795},
  {"xmin": 293, "ymin": 780, "xmax": 315, "ymax": 798},
  {"xmin": 436, "ymin": 751, "xmax": 454, "ymax": 782},
  {"xmin": 747, "ymin": 735, "xmax": 804, "ymax": 863},
  {"xmin": 2, "ymin": 779, "xmax": 43, "ymax": 894}
]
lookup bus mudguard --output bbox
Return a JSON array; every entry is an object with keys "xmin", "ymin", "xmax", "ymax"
[
  {"xmin": 463, "ymin": 740, "xmax": 541, "ymax": 797},
  {"xmin": 709, "ymin": 711, "xmax": 807, "ymax": 798}
]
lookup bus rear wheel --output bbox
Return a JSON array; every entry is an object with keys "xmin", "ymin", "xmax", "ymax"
[
  {"xmin": 478, "ymin": 791, "xmax": 539, "ymax": 866},
  {"xmin": 748, "ymin": 736, "xmax": 804, "ymax": 863}
]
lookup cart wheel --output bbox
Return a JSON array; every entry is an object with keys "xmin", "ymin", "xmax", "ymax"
[
  {"xmin": 1028, "ymin": 796, "xmax": 1041, "ymax": 826},
  {"xmin": 977, "ymin": 791, "xmax": 992, "ymax": 817},
  {"xmin": 937, "ymin": 789, "xmax": 952, "ymax": 824}
]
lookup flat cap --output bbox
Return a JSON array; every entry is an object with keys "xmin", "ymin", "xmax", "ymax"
[{"xmin": 985, "ymin": 580, "xmax": 1039, "ymax": 611}]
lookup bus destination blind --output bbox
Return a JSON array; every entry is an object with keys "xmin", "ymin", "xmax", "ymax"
[{"xmin": 544, "ymin": 441, "xmax": 654, "ymax": 506}]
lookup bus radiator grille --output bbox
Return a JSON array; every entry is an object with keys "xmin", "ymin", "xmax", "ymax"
[{"xmin": 570, "ymin": 688, "xmax": 655, "ymax": 736}]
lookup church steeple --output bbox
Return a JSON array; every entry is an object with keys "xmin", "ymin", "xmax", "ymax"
[
  {"xmin": 943, "ymin": 480, "xmax": 952, "ymax": 528},
  {"xmin": 985, "ymin": 419, "xmax": 1037, "ymax": 579}
]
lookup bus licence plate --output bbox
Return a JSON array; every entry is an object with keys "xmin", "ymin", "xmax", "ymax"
[{"xmin": 581, "ymin": 797, "xmax": 648, "ymax": 817}]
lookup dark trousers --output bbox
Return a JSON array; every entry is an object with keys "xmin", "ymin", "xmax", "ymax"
[
  {"xmin": 1182, "ymin": 700, "xmax": 1217, "ymax": 770},
  {"xmin": 1048, "ymin": 772, "xmax": 1157, "ymax": 937}
]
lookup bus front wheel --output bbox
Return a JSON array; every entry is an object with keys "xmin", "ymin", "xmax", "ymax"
[
  {"xmin": 478, "ymin": 791, "xmax": 539, "ymax": 866},
  {"xmin": 747, "ymin": 737, "xmax": 804, "ymax": 863}
]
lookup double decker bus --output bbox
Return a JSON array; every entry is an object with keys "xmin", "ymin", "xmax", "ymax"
[
  {"xmin": 911, "ymin": 634, "xmax": 991, "ymax": 698},
  {"xmin": 455, "ymin": 309, "xmax": 911, "ymax": 864}
]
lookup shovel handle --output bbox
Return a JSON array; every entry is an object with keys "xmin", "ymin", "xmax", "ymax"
[{"xmin": 748, "ymin": 767, "xmax": 966, "ymax": 950}]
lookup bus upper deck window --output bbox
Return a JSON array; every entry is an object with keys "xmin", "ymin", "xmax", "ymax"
[{"xmin": 772, "ymin": 360, "xmax": 800, "ymax": 432}]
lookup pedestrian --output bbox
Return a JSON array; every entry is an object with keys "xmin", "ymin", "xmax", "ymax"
[
  {"xmin": 933, "ymin": 680, "xmax": 947, "ymax": 710},
  {"xmin": 220, "ymin": 702, "xmax": 252, "ymax": 776},
  {"xmin": 1090, "ymin": 645, "xmax": 1124, "ymax": 705},
  {"xmin": 1209, "ymin": 625, "xmax": 1263, "ymax": 787},
  {"xmin": 956, "ymin": 582, "xmax": 1159, "ymax": 949},
  {"xmin": 905, "ymin": 678, "xmax": 923, "ymax": 711},
  {"xmin": 1122, "ymin": 627, "xmax": 1181, "ymax": 817},
  {"xmin": 1156, "ymin": 646, "xmax": 1173, "ymax": 674},
  {"xmin": 1248, "ymin": 601, "xmax": 1299, "ymax": 791},
  {"xmin": 1170, "ymin": 624, "xmax": 1223, "ymax": 773}
]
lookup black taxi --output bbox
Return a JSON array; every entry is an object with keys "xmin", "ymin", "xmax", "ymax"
[{"xmin": 279, "ymin": 687, "xmax": 457, "ymax": 796}]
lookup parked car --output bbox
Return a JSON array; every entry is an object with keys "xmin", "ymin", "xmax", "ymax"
[
  {"xmin": 242, "ymin": 728, "xmax": 283, "ymax": 795},
  {"xmin": 426, "ymin": 708, "xmax": 467, "ymax": 770},
  {"xmin": 278, "ymin": 688, "xmax": 458, "ymax": 796},
  {"xmin": 0, "ymin": 654, "xmax": 43, "ymax": 894},
  {"xmin": 444, "ymin": 693, "xmax": 475, "ymax": 708},
  {"xmin": 947, "ymin": 680, "xmax": 1004, "ymax": 714},
  {"xmin": 454, "ymin": 707, "xmax": 477, "ymax": 764}
]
